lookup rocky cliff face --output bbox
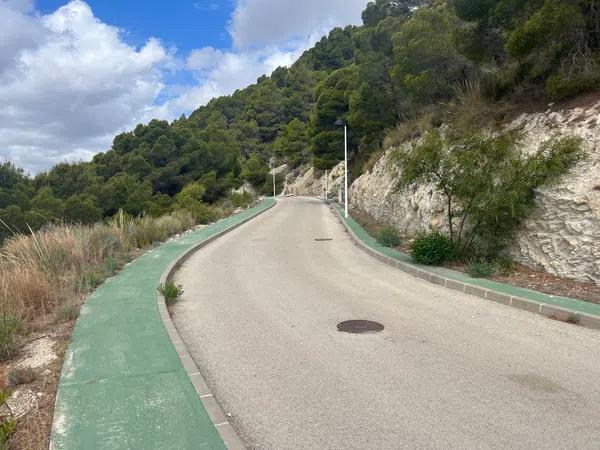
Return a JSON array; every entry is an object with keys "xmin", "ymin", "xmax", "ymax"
[
  {"xmin": 293, "ymin": 94, "xmax": 600, "ymax": 283},
  {"xmin": 288, "ymin": 163, "xmax": 345, "ymax": 198},
  {"xmin": 504, "ymin": 99, "xmax": 600, "ymax": 282}
]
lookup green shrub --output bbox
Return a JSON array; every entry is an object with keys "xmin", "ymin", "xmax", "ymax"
[
  {"xmin": 105, "ymin": 256, "xmax": 120, "ymax": 276},
  {"xmin": 466, "ymin": 259, "xmax": 499, "ymax": 278},
  {"xmin": 410, "ymin": 232, "xmax": 457, "ymax": 265},
  {"xmin": 546, "ymin": 73, "xmax": 599, "ymax": 101},
  {"xmin": 229, "ymin": 191, "xmax": 254, "ymax": 209},
  {"xmin": 0, "ymin": 417, "xmax": 15, "ymax": 448},
  {"xmin": 375, "ymin": 226, "xmax": 401, "ymax": 247},
  {"xmin": 0, "ymin": 388, "xmax": 16, "ymax": 447},
  {"xmin": 158, "ymin": 281, "xmax": 184, "ymax": 305},
  {"xmin": 495, "ymin": 257, "xmax": 515, "ymax": 276},
  {"xmin": 75, "ymin": 269, "xmax": 103, "ymax": 293},
  {"xmin": 0, "ymin": 315, "xmax": 22, "ymax": 361},
  {"xmin": 7, "ymin": 366, "xmax": 36, "ymax": 387},
  {"xmin": 55, "ymin": 302, "xmax": 80, "ymax": 323}
]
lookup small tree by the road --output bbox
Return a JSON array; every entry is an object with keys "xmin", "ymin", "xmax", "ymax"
[{"xmin": 394, "ymin": 130, "xmax": 584, "ymax": 256}]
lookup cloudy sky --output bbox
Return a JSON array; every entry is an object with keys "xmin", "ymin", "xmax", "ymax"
[{"xmin": 0, "ymin": 0, "xmax": 369, "ymax": 174}]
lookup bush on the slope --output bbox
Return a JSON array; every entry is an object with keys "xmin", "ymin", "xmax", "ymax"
[
  {"xmin": 376, "ymin": 226, "xmax": 401, "ymax": 247},
  {"xmin": 410, "ymin": 232, "xmax": 458, "ymax": 265}
]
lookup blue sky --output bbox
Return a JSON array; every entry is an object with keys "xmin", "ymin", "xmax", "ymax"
[
  {"xmin": 0, "ymin": 0, "xmax": 369, "ymax": 172},
  {"xmin": 36, "ymin": 0, "xmax": 234, "ymax": 52}
]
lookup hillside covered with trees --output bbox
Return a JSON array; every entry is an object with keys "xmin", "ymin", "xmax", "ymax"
[{"xmin": 1, "ymin": 0, "xmax": 599, "ymax": 240}]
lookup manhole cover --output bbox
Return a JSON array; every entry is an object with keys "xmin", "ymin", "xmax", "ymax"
[
  {"xmin": 337, "ymin": 320, "xmax": 384, "ymax": 334},
  {"xmin": 314, "ymin": 238, "xmax": 333, "ymax": 241}
]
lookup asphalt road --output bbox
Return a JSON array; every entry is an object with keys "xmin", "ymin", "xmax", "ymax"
[{"xmin": 172, "ymin": 197, "xmax": 600, "ymax": 450}]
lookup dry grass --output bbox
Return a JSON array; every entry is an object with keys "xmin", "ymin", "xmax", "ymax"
[
  {"xmin": 0, "ymin": 209, "xmax": 198, "ymax": 354},
  {"xmin": 383, "ymin": 110, "xmax": 442, "ymax": 149},
  {"xmin": 362, "ymin": 149, "xmax": 385, "ymax": 174},
  {"xmin": 0, "ymin": 208, "xmax": 202, "ymax": 448}
]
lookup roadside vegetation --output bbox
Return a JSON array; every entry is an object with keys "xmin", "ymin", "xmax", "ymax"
[
  {"xmin": 0, "ymin": 192, "xmax": 255, "ymax": 447},
  {"xmin": 0, "ymin": 189, "xmax": 252, "ymax": 361},
  {"xmin": 158, "ymin": 281, "xmax": 184, "ymax": 305},
  {"xmin": 375, "ymin": 226, "xmax": 401, "ymax": 248},
  {"xmin": 395, "ymin": 132, "xmax": 584, "ymax": 264},
  {"xmin": 0, "ymin": 387, "xmax": 16, "ymax": 448}
]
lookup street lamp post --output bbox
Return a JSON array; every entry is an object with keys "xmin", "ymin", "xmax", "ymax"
[
  {"xmin": 270, "ymin": 156, "xmax": 276, "ymax": 198},
  {"xmin": 335, "ymin": 119, "xmax": 349, "ymax": 218}
]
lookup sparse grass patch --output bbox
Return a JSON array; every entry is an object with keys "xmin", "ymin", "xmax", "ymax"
[
  {"xmin": 375, "ymin": 226, "xmax": 401, "ymax": 248},
  {"xmin": 0, "ymin": 315, "xmax": 22, "ymax": 361},
  {"xmin": 495, "ymin": 257, "xmax": 515, "ymax": 276},
  {"xmin": 158, "ymin": 281, "xmax": 184, "ymax": 305},
  {"xmin": 7, "ymin": 367, "xmax": 36, "ymax": 388},
  {"xmin": 566, "ymin": 314, "xmax": 582, "ymax": 325},
  {"xmin": 362, "ymin": 149, "xmax": 385, "ymax": 174},
  {"xmin": 75, "ymin": 269, "xmax": 103, "ymax": 293},
  {"xmin": 0, "ymin": 388, "xmax": 16, "ymax": 448},
  {"xmin": 104, "ymin": 256, "xmax": 119, "ymax": 277},
  {"xmin": 230, "ymin": 191, "xmax": 254, "ymax": 209},
  {"xmin": 54, "ymin": 303, "xmax": 79, "ymax": 323},
  {"xmin": 466, "ymin": 259, "xmax": 499, "ymax": 278},
  {"xmin": 384, "ymin": 110, "xmax": 442, "ymax": 149}
]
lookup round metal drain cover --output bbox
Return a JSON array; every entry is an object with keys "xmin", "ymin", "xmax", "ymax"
[{"xmin": 337, "ymin": 320, "xmax": 384, "ymax": 334}]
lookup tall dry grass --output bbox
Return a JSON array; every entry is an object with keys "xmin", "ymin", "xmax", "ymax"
[{"xmin": 0, "ymin": 209, "xmax": 197, "ymax": 359}]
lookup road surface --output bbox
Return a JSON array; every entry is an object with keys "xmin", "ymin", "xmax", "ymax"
[{"xmin": 172, "ymin": 197, "xmax": 600, "ymax": 449}]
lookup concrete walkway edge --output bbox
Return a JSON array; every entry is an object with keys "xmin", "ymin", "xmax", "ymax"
[
  {"xmin": 331, "ymin": 203, "xmax": 600, "ymax": 329},
  {"xmin": 157, "ymin": 199, "xmax": 277, "ymax": 449},
  {"xmin": 50, "ymin": 198, "xmax": 275, "ymax": 450}
]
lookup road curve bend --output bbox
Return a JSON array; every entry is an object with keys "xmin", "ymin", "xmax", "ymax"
[{"xmin": 172, "ymin": 197, "xmax": 600, "ymax": 450}]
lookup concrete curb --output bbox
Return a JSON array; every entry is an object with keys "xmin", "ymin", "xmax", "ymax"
[
  {"xmin": 331, "ymin": 205, "xmax": 600, "ymax": 330},
  {"xmin": 157, "ymin": 198, "xmax": 277, "ymax": 449}
]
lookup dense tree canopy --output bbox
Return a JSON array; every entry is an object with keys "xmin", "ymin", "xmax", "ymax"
[{"xmin": 1, "ymin": 0, "xmax": 597, "ymax": 239}]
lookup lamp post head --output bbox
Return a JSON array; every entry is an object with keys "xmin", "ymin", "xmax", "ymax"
[{"xmin": 334, "ymin": 118, "xmax": 346, "ymax": 127}]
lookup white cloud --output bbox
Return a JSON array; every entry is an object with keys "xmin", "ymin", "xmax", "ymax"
[
  {"xmin": 186, "ymin": 46, "xmax": 223, "ymax": 72},
  {"xmin": 229, "ymin": 0, "xmax": 368, "ymax": 48},
  {"xmin": 0, "ymin": 0, "xmax": 170, "ymax": 173},
  {"xmin": 193, "ymin": 2, "xmax": 219, "ymax": 12},
  {"xmin": 0, "ymin": 0, "xmax": 43, "ymax": 74}
]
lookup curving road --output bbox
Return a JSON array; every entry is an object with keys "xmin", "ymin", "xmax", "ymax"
[{"xmin": 172, "ymin": 197, "xmax": 600, "ymax": 449}]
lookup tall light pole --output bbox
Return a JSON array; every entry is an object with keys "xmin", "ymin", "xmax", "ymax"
[
  {"xmin": 270, "ymin": 156, "xmax": 276, "ymax": 198},
  {"xmin": 335, "ymin": 119, "xmax": 349, "ymax": 218}
]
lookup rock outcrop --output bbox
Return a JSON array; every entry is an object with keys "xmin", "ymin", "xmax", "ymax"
[{"xmin": 289, "ymin": 163, "xmax": 345, "ymax": 198}]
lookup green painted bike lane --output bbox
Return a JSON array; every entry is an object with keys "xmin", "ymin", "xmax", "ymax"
[
  {"xmin": 51, "ymin": 198, "xmax": 275, "ymax": 450},
  {"xmin": 334, "ymin": 204, "xmax": 600, "ymax": 318}
]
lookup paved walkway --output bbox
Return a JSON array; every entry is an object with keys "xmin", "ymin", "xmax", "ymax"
[
  {"xmin": 50, "ymin": 199, "xmax": 274, "ymax": 450},
  {"xmin": 172, "ymin": 197, "xmax": 600, "ymax": 449}
]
